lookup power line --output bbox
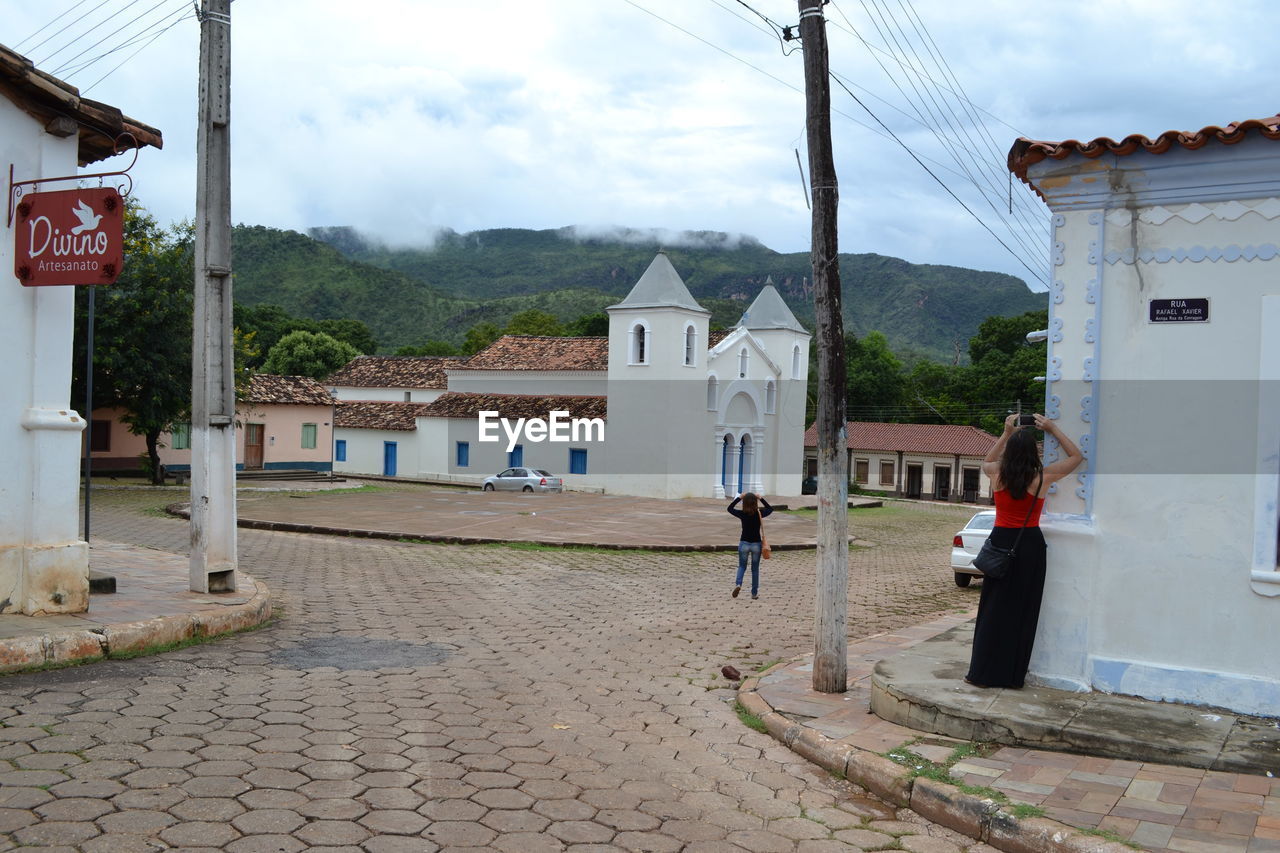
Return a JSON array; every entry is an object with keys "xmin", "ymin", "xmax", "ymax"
[
  {"xmin": 51, "ymin": 0, "xmax": 181, "ymax": 76},
  {"xmin": 21, "ymin": 0, "xmax": 111, "ymax": 56},
  {"xmin": 15, "ymin": 0, "xmax": 95, "ymax": 50},
  {"xmin": 81, "ymin": 9, "xmax": 193, "ymax": 94},
  {"xmin": 37, "ymin": 0, "xmax": 145, "ymax": 66}
]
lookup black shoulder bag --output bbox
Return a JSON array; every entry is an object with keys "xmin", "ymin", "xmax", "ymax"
[{"xmin": 972, "ymin": 474, "xmax": 1042, "ymax": 581}]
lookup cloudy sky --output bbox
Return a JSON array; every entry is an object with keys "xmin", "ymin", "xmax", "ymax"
[{"xmin": 6, "ymin": 0, "xmax": 1276, "ymax": 290}]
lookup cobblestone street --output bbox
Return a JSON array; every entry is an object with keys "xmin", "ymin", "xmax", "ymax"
[{"xmin": 0, "ymin": 487, "xmax": 987, "ymax": 852}]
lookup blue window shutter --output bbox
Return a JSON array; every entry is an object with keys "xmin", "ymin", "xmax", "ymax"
[
  {"xmin": 335, "ymin": 439, "xmax": 346, "ymax": 462},
  {"xmin": 509, "ymin": 444, "xmax": 523, "ymax": 468},
  {"xmin": 569, "ymin": 448, "xmax": 587, "ymax": 475},
  {"xmin": 457, "ymin": 441, "xmax": 469, "ymax": 467}
]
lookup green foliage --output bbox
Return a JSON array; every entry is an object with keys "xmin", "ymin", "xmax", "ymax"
[
  {"xmin": 262, "ymin": 330, "xmax": 359, "ymax": 379},
  {"xmin": 566, "ymin": 312, "xmax": 609, "ymax": 336},
  {"xmin": 846, "ymin": 331, "xmax": 907, "ymax": 422},
  {"xmin": 234, "ymin": 303, "xmax": 376, "ymax": 368},
  {"xmin": 72, "ymin": 201, "xmax": 194, "ymax": 484},
  {"xmin": 395, "ymin": 341, "xmax": 460, "ymax": 356},
  {"xmin": 504, "ymin": 309, "xmax": 564, "ymax": 336},
  {"xmin": 462, "ymin": 322, "xmax": 502, "ymax": 355},
  {"xmin": 732, "ymin": 700, "xmax": 768, "ymax": 734}
]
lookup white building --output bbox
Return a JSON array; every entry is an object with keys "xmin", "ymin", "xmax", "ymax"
[
  {"xmin": 0, "ymin": 45, "xmax": 161, "ymax": 614},
  {"xmin": 1011, "ymin": 115, "xmax": 1280, "ymax": 716},
  {"xmin": 331, "ymin": 252, "xmax": 811, "ymax": 498}
]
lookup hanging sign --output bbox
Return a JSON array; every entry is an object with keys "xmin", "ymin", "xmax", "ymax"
[
  {"xmin": 1148, "ymin": 298, "xmax": 1209, "ymax": 323},
  {"xmin": 13, "ymin": 187, "xmax": 124, "ymax": 286}
]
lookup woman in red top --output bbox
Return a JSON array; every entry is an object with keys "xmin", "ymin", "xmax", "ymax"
[{"xmin": 965, "ymin": 413, "xmax": 1083, "ymax": 689}]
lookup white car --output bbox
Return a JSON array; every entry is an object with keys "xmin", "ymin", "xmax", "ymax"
[
  {"xmin": 481, "ymin": 467, "xmax": 564, "ymax": 493},
  {"xmin": 951, "ymin": 510, "xmax": 996, "ymax": 587}
]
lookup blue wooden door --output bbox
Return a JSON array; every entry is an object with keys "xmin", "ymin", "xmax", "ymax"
[{"xmin": 383, "ymin": 441, "xmax": 397, "ymax": 477}]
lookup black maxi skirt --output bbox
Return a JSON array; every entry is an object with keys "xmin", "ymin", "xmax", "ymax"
[{"xmin": 965, "ymin": 525, "xmax": 1047, "ymax": 689}]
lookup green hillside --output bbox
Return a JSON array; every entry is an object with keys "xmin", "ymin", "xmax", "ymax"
[{"xmin": 231, "ymin": 224, "xmax": 1044, "ymax": 361}]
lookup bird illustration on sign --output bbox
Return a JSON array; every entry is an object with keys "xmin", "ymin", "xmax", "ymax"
[{"xmin": 70, "ymin": 199, "xmax": 102, "ymax": 235}]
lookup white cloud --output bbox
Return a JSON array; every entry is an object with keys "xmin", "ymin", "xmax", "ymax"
[{"xmin": 6, "ymin": 0, "xmax": 1277, "ymax": 288}]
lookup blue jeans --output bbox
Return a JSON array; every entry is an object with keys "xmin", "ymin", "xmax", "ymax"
[{"xmin": 736, "ymin": 540, "xmax": 762, "ymax": 596}]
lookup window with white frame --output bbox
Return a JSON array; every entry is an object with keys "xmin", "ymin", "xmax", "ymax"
[
  {"xmin": 706, "ymin": 375, "xmax": 718, "ymax": 411},
  {"xmin": 630, "ymin": 322, "xmax": 650, "ymax": 365},
  {"xmin": 684, "ymin": 324, "xmax": 696, "ymax": 366},
  {"xmin": 301, "ymin": 423, "xmax": 318, "ymax": 449},
  {"xmin": 792, "ymin": 344, "xmax": 803, "ymax": 379},
  {"xmin": 738, "ymin": 347, "xmax": 748, "ymax": 378},
  {"xmin": 764, "ymin": 379, "xmax": 776, "ymax": 414},
  {"xmin": 170, "ymin": 423, "xmax": 191, "ymax": 450}
]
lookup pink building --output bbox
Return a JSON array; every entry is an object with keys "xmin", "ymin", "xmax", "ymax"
[{"xmin": 86, "ymin": 374, "xmax": 335, "ymax": 475}]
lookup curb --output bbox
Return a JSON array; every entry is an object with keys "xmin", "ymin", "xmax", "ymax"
[
  {"xmin": 164, "ymin": 503, "xmax": 841, "ymax": 553},
  {"xmin": 0, "ymin": 575, "xmax": 272, "ymax": 675},
  {"xmin": 737, "ymin": 674, "xmax": 1134, "ymax": 853}
]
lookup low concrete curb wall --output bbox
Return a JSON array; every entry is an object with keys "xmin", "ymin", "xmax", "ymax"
[
  {"xmin": 0, "ymin": 576, "xmax": 272, "ymax": 674},
  {"xmin": 165, "ymin": 503, "xmax": 831, "ymax": 552},
  {"xmin": 738, "ymin": 672, "xmax": 1133, "ymax": 853}
]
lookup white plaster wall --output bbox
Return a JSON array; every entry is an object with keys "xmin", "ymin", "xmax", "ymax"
[
  {"xmin": 445, "ymin": 372, "xmax": 606, "ymax": 397},
  {"xmin": 0, "ymin": 97, "xmax": 88, "ymax": 613},
  {"xmin": 333, "ymin": 428, "xmax": 415, "ymax": 477},
  {"xmin": 331, "ymin": 386, "xmax": 444, "ymax": 403},
  {"xmin": 1030, "ymin": 183, "xmax": 1280, "ymax": 715}
]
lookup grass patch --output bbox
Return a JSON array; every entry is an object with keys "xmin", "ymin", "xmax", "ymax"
[
  {"xmin": 755, "ymin": 658, "xmax": 784, "ymax": 674},
  {"xmin": 883, "ymin": 740, "xmax": 1042, "ymax": 812},
  {"xmin": 733, "ymin": 700, "xmax": 768, "ymax": 734},
  {"xmin": 284, "ymin": 485, "xmax": 385, "ymax": 497},
  {"xmin": 1078, "ymin": 826, "xmax": 1143, "ymax": 849}
]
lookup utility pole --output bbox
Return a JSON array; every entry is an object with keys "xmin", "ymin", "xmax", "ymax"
[
  {"xmin": 190, "ymin": 0, "xmax": 237, "ymax": 593},
  {"xmin": 797, "ymin": 0, "xmax": 849, "ymax": 693}
]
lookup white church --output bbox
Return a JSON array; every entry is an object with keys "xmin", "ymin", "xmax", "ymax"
[{"xmin": 331, "ymin": 252, "xmax": 811, "ymax": 499}]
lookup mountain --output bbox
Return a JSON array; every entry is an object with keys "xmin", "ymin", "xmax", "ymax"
[{"xmin": 231, "ymin": 224, "xmax": 1044, "ymax": 362}]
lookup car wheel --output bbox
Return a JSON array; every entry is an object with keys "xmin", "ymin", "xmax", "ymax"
[
  {"xmin": 954, "ymin": 573, "xmax": 972, "ymax": 588},
  {"xmin": 483, "ymin": 483, "xmax": 494, "ymax": 491},
  {"xmin": 522, "ymin": 485, "xmax": 533, "ymax": 492}
]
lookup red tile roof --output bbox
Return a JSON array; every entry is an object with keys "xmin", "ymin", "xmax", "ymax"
[
  {"xmin": 461, "ymin": 336, "xmax": 609, "ymax": 371},
  {"xmin": 335, "ymin": 401, "xmax": 434, "ymax": 431},
  {"xmin": 245, "ymin": 374, "xmax": 334, "ymax": 406},
  {"xmin": 325, "ymin": 355, "xmax": 459, "ymax": 389},
  {"xmin": 420, "ymin": 392, "xmax": 607, "ymax": 421},
  {"xmin": 803, "ymin": 422, "xmax": 996, "ymax": 457},
  {"xmin": 1009, "ymin": 115, "xmax": 1280, "ymax": 199}
]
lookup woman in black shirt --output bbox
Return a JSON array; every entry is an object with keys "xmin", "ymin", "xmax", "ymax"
[{"xmin": 728, "ymin": 493, "xmax": 773, "ymax": 599}]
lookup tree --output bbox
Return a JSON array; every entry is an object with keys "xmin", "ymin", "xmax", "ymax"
[
  {"xmin": 315, "ymin": 317, "xmax": 377, "ymax": 354},
  {"xmin": 233, "ymin": 304, "xmax": 376, "ymax": 368},
  {"xmin": 71, "ymin": 202, "xmax": 194, "ymax": 484},
  {"xmin": 395, "ymin": 341, "xmax": 459, "ymax": 356},
  {"xmin": 966, "ymin": 310, "xmax": 1048, "ymax": 432},
  {"xmin": 504, "ymin": 309, "xmax": 564, "ymax": 337},
  {"xmin": 845, "ymin": 331, "xmax": 907, "ymax": 422},
  {"xmin": 566, "ymin": 312, "xmax": 609, "ymax": 336},
  {"xmin": 462, "ymin": 322, "xmax": 502, "ymax": 355},
  {"xmin": 262, "ymin": 330, "xmax": 359, "ymax": 379}
]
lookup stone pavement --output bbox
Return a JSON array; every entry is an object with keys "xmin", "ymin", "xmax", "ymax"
[
  {"xmin": 742, "ymin": 615, "xmax": 1280, "ymax": 853},
  {"xmin": 1, "ymin": 486, "xmax": 993, "ymax": 852},
  {"xmin": 0, "ymin": 543, "xmax": 270, "ymax": 672},
  {"xmin": 225, "ymin": 484, "xmax": 877, "ymax": 550}
]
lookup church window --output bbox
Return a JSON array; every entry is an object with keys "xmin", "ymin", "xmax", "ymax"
[
  {"xmin": 765, "ymin": 379, "xmax": 776, "ymax": 414},
  {"xmin": 630, "ymin": 322, "xmax": 650, "ymax": 365},
  {"xmin": 707, "ymin": 375, "xmax": 718, "ymax": 411},
  {"xmin": 684, "ymin": 325, "xmax": 696, "ymax": 366},
  {"xmin": 738, "ymin": 348, "xmax": 748, "ymax": 378}
]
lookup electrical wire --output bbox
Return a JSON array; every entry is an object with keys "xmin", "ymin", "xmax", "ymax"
[
  {"xmin": 37, "ymin": 0, "xmax": 145, "ymax": 66},
  {"xmin": 15, "ymin": 0, "xmax": 95, "ymax": 51},
  {"xmin": 849, "ymin": 0, "xmax": 1046, "ymax": 266},
  {"xmin": 81, "ymin": 10, "xmax": 193, "ymax": 94},
  {"xmin": 51, "ymin": 0, "xmax": 182, "ymax": 76}
]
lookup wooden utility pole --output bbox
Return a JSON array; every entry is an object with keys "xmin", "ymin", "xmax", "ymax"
[
  {"xmin": 797, "ymin": 0, "xmax": 849, "ymax": 693},
  {"xmin": 190, "ymin": 0, "xmax": 237, "ymax": 593}
]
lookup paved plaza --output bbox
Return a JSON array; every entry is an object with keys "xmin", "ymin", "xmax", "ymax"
[{"xmin": 0, "ymin": 486, "xmax": 986, "ymax": 852}]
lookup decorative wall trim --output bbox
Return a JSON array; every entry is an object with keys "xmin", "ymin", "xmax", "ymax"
[
  {"xmin": 1104, "ymin": 197, "xmax": 1280, "ymax": 228},
  {"xmin": 1104, "ymin": 243, "xmax": 1279, "ymax": 265}
]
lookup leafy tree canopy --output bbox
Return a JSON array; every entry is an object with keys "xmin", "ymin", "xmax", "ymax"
[
  {"xmin": 565, "ymin": 312, "xmax": 609, "ymax": 336},
  {"xmin": 234, "ymin": 303, "xmax": 376, "ymax": 368},
  {"xmin": 462, "ymin": 322, "xmax": 502, "ymax": 355},
  {"xmin": 262, "ymin": 330, "xmax": 359, "ymax": 379},
  {"xmin": 72, "ymin": 201, "xmax": 194, "ymax": 483},
  {"xmin": 395, "ymin": 341, "xmax": 460, "ymax": 356},
  {"xmin": 504, "ymin": 309, "xmax": 564, "ymax": 337}
]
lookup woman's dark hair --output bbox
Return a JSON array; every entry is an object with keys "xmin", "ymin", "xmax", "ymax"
[
  {"xmin": 742, "ymin": 492, "xmax": 760, "ymax": 516},
  {"xmin": 1000, "ymin": 428, "xmax": 1043, "ymax": 499}
]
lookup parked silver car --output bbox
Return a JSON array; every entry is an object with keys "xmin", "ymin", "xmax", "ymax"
[
  {"xmin": 482, "ymin": 467, "xmax": 564, "ymax": 493},
  {"xmin": 951, "ymin": 509, "xmax": 996, "ymax": 587}
]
